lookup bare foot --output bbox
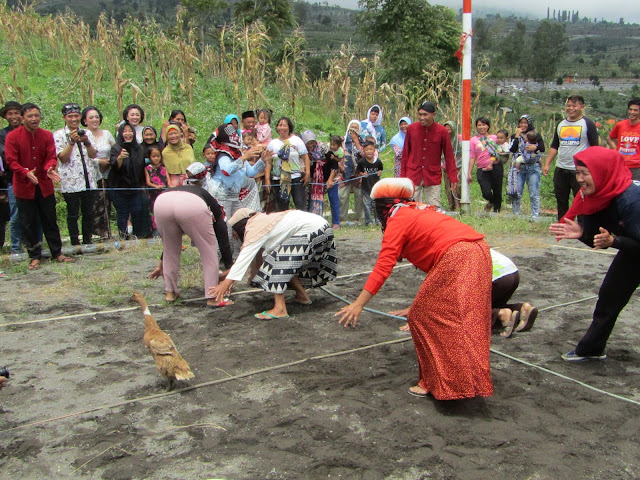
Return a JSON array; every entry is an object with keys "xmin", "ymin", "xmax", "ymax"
[
  {"xmin": 515, "ymin": 303, "xmax": 538, "ymax": 332},
  {"xmin": 499, "ymin": 310, "xmax": 518, "ymax": 338},
  {"xmin": 408, "ymin": 385, "xmax": 428, "ymax": 397},
  {"xmin": 399, "ymin": 323, "xmax": 410, "ymax": 332}
]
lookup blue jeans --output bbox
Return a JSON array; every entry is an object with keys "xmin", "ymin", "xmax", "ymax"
[
  {"xmin": 512, "ymin": 163, "xmax": 541, "ymax": 218},
  {"xmin": 8, "ymin": 183, "xmax": 22, "ymax": 251},
  {"xmin": 327, "ymin": 184, "xmax": 340, "ymax": 225}
]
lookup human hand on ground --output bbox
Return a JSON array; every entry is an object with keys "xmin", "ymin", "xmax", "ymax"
[
  {"xmin": 209, "ymin": 279, "xmax": 234, "ymax": 303},
  {"xmin": 388, "ymin": 308, "xmax": 410, "ymax": 317},
  {"xmin": 335, "ymin": 302, "xmax": 364, "ymax": 327}
]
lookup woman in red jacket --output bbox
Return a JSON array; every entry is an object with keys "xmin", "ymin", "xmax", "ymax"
[{"xmin": 335, "ymin": 178, "xmax": 493, "ymax": 400}]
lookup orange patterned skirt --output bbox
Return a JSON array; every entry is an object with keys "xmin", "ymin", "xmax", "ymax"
[{"xmin": 407, "ymin": 240, "xmax": 493, "ymax": 400}]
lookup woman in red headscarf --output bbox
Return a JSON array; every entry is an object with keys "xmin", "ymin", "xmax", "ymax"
[
  {"xmin": 335, "ymin": 178, "xmax": 494, "ymax": 400},
  {"xmin": 550, "ymin": 146, "xmax": 640, "ymax": 362}
]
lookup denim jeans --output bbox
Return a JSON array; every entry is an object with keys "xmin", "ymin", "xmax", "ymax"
[
  {"xmin": 327, "ymin": 184, "xmax": 340, "ymax": 225},
  {"xmin": 362, "ymin": 189, "xmax": 374, "ymax": 224},
  {"xmin": 512, "ymin": 163, "xmax": 541, "ymax": 218},
  {"xmin": 8, "ymin": 183, "xmax": 22, "ymax": 252}
]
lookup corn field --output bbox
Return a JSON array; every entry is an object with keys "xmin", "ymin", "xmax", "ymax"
[{"xmin": 0, "ymin": 0, "xmax": 558, "ymax": 143}]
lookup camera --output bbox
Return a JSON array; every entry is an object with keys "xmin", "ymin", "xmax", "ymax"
[
  {"xmin": 76, "ymin": 129, "xmax": 86, "ymax": 137},
  {"xmin": 0, "ymin": 366, "xmax": 9, "ymax": 378}
]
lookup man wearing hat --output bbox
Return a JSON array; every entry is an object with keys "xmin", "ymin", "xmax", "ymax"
[
  {"xmin": 54, "ymin": 103, "xmax": 99, "ymax": 245},
  {"xmin": 0, "ymin": 101, "xmax": 24, "ymax": 253},
  {"xmin": 400, "ymin": 101, "xmax": 457, "ymax": 206},
  {"xmin": 4, "ymin": 103, "xmax": 73, "ymax": 268},
  {"xmin": 241, "ymin": 110, "xmax": 256, "ymax": 132}
]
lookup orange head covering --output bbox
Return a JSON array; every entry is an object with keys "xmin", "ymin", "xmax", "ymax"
[{"xmin": 370, "ymin": 177, "xmax": 414, "ymax": 200}]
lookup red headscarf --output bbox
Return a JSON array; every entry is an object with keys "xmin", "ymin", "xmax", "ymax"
[{"xmin": 562, "ymin": 146, "xmax": 632, "ymax": 221}]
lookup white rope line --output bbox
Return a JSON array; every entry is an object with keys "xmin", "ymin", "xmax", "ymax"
[
  {"xmin": 0, "ymin": 264, "xmax": 416, "ymax": 328},
  {"xmin": 550, "ymin": 244, "xmax": 617, "ymax": 255},
  {"xmin": 321, "ymin": 286, "xmax": 640, "ymax": 407},
  {"xmin": 489, "ymin": 349, "xmax": 640, "ymax": 406}
]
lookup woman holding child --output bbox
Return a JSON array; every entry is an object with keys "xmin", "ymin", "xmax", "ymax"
[
  {"xmin": 335, "ymin": 178, "xmax": 493, "ymax": 400},
  {"xmin": 469, "ymin": 117, "xmax": 503, "ymax": 213},
  {"xmin": 509, "ymin": 115, "xmax": 545, "ymax": 219}
]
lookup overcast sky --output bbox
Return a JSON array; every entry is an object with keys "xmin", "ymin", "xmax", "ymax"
[{"xmin": 326, "ymin": 0, "xmax": 640, "ymax": 25}]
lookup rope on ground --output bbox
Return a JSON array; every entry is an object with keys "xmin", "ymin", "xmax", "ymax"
[
  {"xmin": 0, "ymin": 264, "xmax": 415, "ymax": 328},
  {"xmin": 321, "ymin": 287, "xmax": 640, "ymax": 408},
  {"xmin": 550, "ymin": 244, "xmax": 617, "ymax": 256},
  {"xmin": 0, "ymin": 337, "xmax": 412, "ymax": 433}
]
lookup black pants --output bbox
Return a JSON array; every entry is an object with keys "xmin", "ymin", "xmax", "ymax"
[
  {"xmin": 575, "ymin": 250, "xmax": 640, "ymax": 356},
  {"xmin": 553, "ymin": 167, "xmax": 580, "ymax": 220},
  {"xmin": 16, "ymin": 187, "xmax": 63, "ymax": 260},
  {"xmin": 491, "ymin": 271, "xmax": 523, "ymax": 326},
  {"xmin": 63, "ymin": 190, "xmax": 95, "ymax": 245},
  {"xmin": 476, "ymin": 162, "xmax": 503, "ymax": 212},
  {"xmin": 274, "ymin": 177, "xmax": 306, "ymax": 212}
]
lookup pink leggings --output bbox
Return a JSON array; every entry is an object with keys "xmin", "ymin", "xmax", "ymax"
[{"xmin": 154, "ymin": 191, "xmax": 219, "ymax": 298}]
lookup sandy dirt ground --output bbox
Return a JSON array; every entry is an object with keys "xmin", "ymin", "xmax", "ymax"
[{"xmin": 1, "ymin": 229, "xmax": 639, "ymax": 480}]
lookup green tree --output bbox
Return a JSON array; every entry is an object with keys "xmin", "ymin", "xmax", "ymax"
[
  {"xmin": 181, "ymin": 0, "xmax": 229, "ymax": 55},
  {"xmin": 498, "ymin": 21, "xmax": 526, "ymax": 68},
  {"xmin": 234, "ymin": 0, "xmax": 295, "ymax": 37},
  {"xmin": 356, "ymin": 0, "xmax": 460, "ymax": 83},
  {"xmin": 526, "ymin": 20, "xmax": 566, "ymax": 84},
  {"xmin": 473, "ymin": 18, "xmax": 492, "ymax": 51}
]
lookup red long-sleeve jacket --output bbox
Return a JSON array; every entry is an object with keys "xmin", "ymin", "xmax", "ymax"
[
  {"xmin": 4, "ymin": 125, "xmax": 58, "ymax": 199},
  {"xmin": 400, "ymin": 122, "xmax": 456, "ymax": 186}
]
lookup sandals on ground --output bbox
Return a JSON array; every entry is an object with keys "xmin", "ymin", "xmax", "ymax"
[{"xmin": 28, "ymin": 259, "xmax": 41, "ymax": 270}]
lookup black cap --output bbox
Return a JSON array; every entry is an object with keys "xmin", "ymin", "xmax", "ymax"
[
  {"xmin": 241, "ymin": 110, "xmax": 255, "ymax": 119},
  {"xmin": 418, "ymin": 101, "xmax": 436, "ymax": 113},
  {"xmin": 0, "ymin": 101, "xmax": 21, "ymax": 118}
]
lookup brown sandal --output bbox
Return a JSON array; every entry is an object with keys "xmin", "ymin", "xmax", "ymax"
[
  {"xmin": 28, "ymin": 259, "xmax": 41, "ymax": 270},
  {"xmin": 54, "ymin": 255, "xmax": 74, "ymax": 263}
]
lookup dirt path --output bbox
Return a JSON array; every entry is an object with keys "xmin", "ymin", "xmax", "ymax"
[{"xmin": 1, "ymin": 231, "xmax": 639, "ymax": 479}]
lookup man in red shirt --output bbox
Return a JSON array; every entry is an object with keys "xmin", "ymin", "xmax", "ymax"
[
  {"xmin": 4, "ymin": 103, "xmax": 72, "ymax": 269},
  {"xmin": 608, "ymin": 98, "xmax": 640, "ymax": 180},
  {"xmin": 400, "ymin": 101, "xmax": 457, "ymax": 206}
]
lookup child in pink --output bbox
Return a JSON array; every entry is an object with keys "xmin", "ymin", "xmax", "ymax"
[
  {"xmin": 145, "ymin": 145, "xmax": 168, "ymax": 234},
  {"xmin": 255, "ymin": 109, "xmax": 272, "ymax": 146}
]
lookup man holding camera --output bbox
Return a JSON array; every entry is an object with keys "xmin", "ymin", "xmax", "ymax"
[{"xmin": 54, "ymin": 103, "xmax": 99, "ymax": 245}]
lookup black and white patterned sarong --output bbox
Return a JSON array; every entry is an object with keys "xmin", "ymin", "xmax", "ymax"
[{"xmin": 251, "ymin": 225, "xmax": 338, "ymax": 294}]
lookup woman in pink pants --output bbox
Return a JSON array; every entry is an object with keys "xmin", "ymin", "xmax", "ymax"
[{"xmin": 152, "ymin": 162, "xmax": 232, "ymax": 306}]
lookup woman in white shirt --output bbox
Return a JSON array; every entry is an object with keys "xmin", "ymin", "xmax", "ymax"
[
  {"xmin": 265, "ymin": 117, "xmax": 310, "ymax": 211},
  {"xmin": 209, "ymin": 208, "xmax": 337, "ymax": 320}
]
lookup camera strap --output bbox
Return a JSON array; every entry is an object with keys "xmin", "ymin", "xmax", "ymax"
[{"xmin": 76, "ymin": 139, "xmax": 91, "ymax": 190}]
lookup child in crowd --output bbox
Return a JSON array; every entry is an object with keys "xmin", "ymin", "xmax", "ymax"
[
  {"xmin": 256, "ymin": 109, "xmax": 272, "ymax": 146},
  {"xmin": 495, "ymin": 129, "xmax": 512, "ymax": 165},
  {"xmin": 144, "ymin": 146, "xmax": 168, "ymax": 235},
  {"xmin": 355, "ymin": 140, "xmax": 383, "ymax": 226},
  {"xmin": 516, "ymin": 131, "xmax": 541, "ymax": 171},
  {"xmin": 242, "ymin": 129, "xmax": 260, "ymax": 161},
  {"xmin": 325, "ymin": 135, "xmax": 345, "ymax": 229},
  {"xmin": 361, "ymin": 104, "xmax": 386, "ymax": 152}
]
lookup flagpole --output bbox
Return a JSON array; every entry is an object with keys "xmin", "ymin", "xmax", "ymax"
[{"xmin": 460, "ymin": 0, "xmax": 472, "ymax": 213}]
